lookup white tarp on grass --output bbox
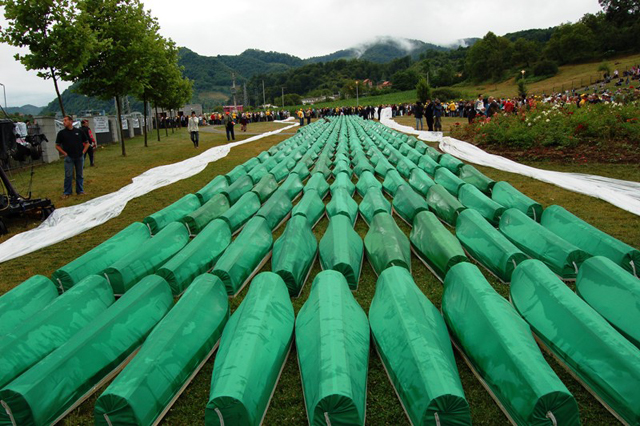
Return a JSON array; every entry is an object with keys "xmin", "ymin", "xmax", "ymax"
[
  {"xmin": 380, "ymin": 107, "xmax": 640, "ymax": 217},
  {"xmin": 0, "ymin": 123, "xmax": 298, "ymax": 264}
]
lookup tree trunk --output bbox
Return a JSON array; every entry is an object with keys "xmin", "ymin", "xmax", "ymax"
[
  {"xmin": 51, "ymin": 67, "xmax": 65, "ymax": 117},
  {"xmin": 155, "ymin": 105, "xmax": 161, "ymax": 142},
  {"xmin": 143, "ymin": 93, "xmax": 148, "ymax": 147},
  {"xmin": 115, "ymin": 95, "xmax": 126, "ymax": 156}
]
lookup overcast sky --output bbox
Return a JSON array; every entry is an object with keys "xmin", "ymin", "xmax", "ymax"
[{"xmin": 0, "ymin": 0, "xmax": 601, "ymax": 108}]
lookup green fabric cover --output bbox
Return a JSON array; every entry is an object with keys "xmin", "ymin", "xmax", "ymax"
[
  {"xmin": 353, "ymin": 159, "xmax": 374, "ymax": 177},
  {"xmin": 330, "ymin": 172, "xmax": 355, "ymax": 196},
  {"xmin": 332, "ymin": 161, "xmax": 352, "ymax": 178},
  {"xmin": 220, "ymin": 192, "xmax": 261, "ymax": 234},
  {"xmin": 296, "ymin": 270, "xmax": 369, "ymax": 426},
  {"xmin": 257, "ymin": 151, "xmax": 270, "ymax": 163},
  {"xmin": 143, "ymin": 194, "xmax": 201, "ymax": 235},
  {"xmin": 500, "ymin": 208, "xmax": 590, "ymax": 279},
  {"xmin": 279, "ymin": 173, "xmax": 304, "ymax": 200},
  {"xmin": 53, "ymin": 223, "xmax": 151, "ymax": 291},
  {"xmin": 0, "ymin": 275, "xmax": 113, "ymax": 390},
  {"xmin": 443, "ymin": 263, "xmax": 580, "ymax": 425},
  {"xmin": 576, "ymin": 256, "xmax": 640, "ymax": 349},
  {"xmin": 458, "ymin": 165, "xmax": 494, "ymax": 194},
  {"xmin": 359, "ymin": 188, "xmax": 391, "ymax": 226},
  {"xmin": 104, "ymin": 222, "xmax": 190, "ymax": 295},
  {"xmin": 458, "ymin": 184, "xmax": 505, "ymax": 226},
  {"xmin": 438, "ymin": 153, "xmax": 464, "ymax": 174},
  {"xmin": 196, "ymin": 176, "xmax": 228, "ymax": 204},
  {"xmin": 181, "ymin": 193, "xmax": 230, "ymax": 235},
  {"xmin": 272, "ymin": 216, "xmax": 318, "ymax": 297},
  {"xmin": 396, "ymin": 158, "xmax": 417, "ymax": 179},
  {"xmin": 326, "ymin": 188, "xmax": 358, "ymax": 226},
  {"xmin": 492, "ymin": 181, "xmax": 543, "ymax": 221},
  {"xmin": 364, "ymin": 213, "xmax": 411, "ymax": 275},
  {"xmin": 242, "ymin": 157, "xmax": 260, "ymax": 172},
  {"xmin": 225, "ymin": 165, "xmax": 247, "ymax": 184},
  {"xmin": 370, "ymin": 267, "xmax": 470, "ymax": 426},
  {"xmin": 319, "ymin": 215, "xmax": 364, "ymax": 290},
  {"xmin": 205, "ymin": 272, "xmax": 294, "ymax": 426},
  {"xmin": 426, "ymin": 184, "xmax": 466, "ymax": 227},
  {"xmin": 410, "ymin": 211, "xmax": 468, "ymax": 280},
  {"xmin": 156, "ymin": 220, "xmax": 232, "ymax": 295},
  {"xmin": 292, "ymin": 190, "xmax": 325, "ymax": 227},
  {"xmin": 0, "ymin": 275, "xmax": 173, "ymax": 426},
  {"xmin": 270, "ymin": 162, "xmax": 290, "ymax": 182},
  {"xmin": 222, "ymin": 174, "xmax": 254, "ymax": 205},
  {"xmin": 418, "ymin": 154, "xmax": 441, "ymax": 176},
  {"xmin": 435, "ymin": 167, "xmax": 466, "ymax": 196},
  {"xmin": 382, "ymin": 169, "xmax": 407, "ymax": 197},
  {"xmin": 313, "ymin": 161, "xmax": 332, "ymax": 180},
  {"xmin": 511, "ymin": 260, "xmax": 640, "ymax": 425},
  {"xmin": 408, "ymin": 167, "xmax": 435, "ymax": 197},
  {"xmin": 248, "ymin": 165, "xmax": 269, "ymax": 185},
  {"xmin": 292, "ymin": 162, "xmax": 311, "ymax": 180},
  {"xmin": 393, "ymin": 185, "xmax": 429, "ymax": 225},
  {"xmin": 374, "ymin": 159, "xmax": 395, "ymax": 178},
  {"xmin": 0, "ymin": 275, "xmax": 57, "ymax": 337},
  {"xmin": 251, "ymin": 173, "xmax": 279, "ymax": 203},
  {"xmin": 355, "ymin": 170, "xmax": 381, "ymax": 197},
  {"xmin": 95, "ymin": 274, "xmax": 229, "ymax": 426},
  {"xmin": 304, "ymin": 174, "xmax": 330, "ymax": 199},
  {"xmin": 256, "ymin": 190, "xmax": 293, "ymax": 230},
  {"xmin": 424, "ymin": 146, "xmax": 442, "ymax": 162},
  {"xmin": 541, "ymin": 205, "xmax": 640, "ymax": 275},
  {"xmin": 456, "ymin": 209, "xmax": 527, "ymax": 283},
  {"xmin": 212, "ymin": 217, "xmax": 273, "ymax": 296}
]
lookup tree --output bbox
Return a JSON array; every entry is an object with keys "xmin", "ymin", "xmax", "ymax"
[
  {"xmin": 599, "ymin": 0, "xmax": 640, "ymax": 24},
  {"xmin": 416, "ymin": 78, "xmax": 431, "ymax": 103},
  {"xmin": 512, "ymin": 38, "xmax": 540, "ymax": 67},
  {"xmin": 517, "ymin": 79, "xmax": 527, "ymax": 99},
  {"xmin": 544, "ymin": 23, "xmax": 597, "ymax": 64},
  {"xmin": 75, "ymin": 0, "xmax": 157, "ymax": 156},
  {"xmin": 466, "ymin": 32, "xmax": 514, "ymax": 82},
  {"xmin": 391, "ymin": 68, "xmax": 419, "ymax": 91},
  {"xmin": 0, "ymin": 0, "xmax": 95, "ymax": 115}
]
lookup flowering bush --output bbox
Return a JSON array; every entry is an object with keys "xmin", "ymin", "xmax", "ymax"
[{"xmin": 451, "ymin": 102, "xmax": 640, "ymax": 150}]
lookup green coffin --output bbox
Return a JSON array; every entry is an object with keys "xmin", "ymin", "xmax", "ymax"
[
  {"xmin": 0, "ymin": 275, "xmax": 173, "ymax": 426},
  {"xmin": 438, "ymin": 153, "xmax": 464, "ymax": 174},
  {"xmin": 541, "ymin": 205, "xmax": 640, "ymax": 276},
  {"xmin": 180, "ymin": 193, "xmax": 230, "ymax": 236},
  {"xmin": 500, "ymin": 208, "xmax": 590, "ymax": 279},
  {"xmin": 52, "ymin": 222, "xmax": 151, "ymax": 291},
  {"xmin": 272, "ymin": 215, "xmax": 318, "ymax": 297},
  {"xmin": 319, "ymin": 215, "xmax": 364, "ymax": 290},
  {"xmin": 418, "ymin": 154, "xmax": 441, "ymax": 176},
  {"xmin": 355, "ymin": 170, "xmax": 381, "ymax": 197},
  {"xmin": 296, "ymin": 270, "xmax": 369, "ymax": 426},
  {"xmin": 330, "ymin": 172, "xmax": 355, "ymax": 196},
  {"xmin": 458, "ymin": 165, "xmax": 494, "ymax": 195},
  {"xmin": 359, "ymin": 188, "xmax": 391, "ymax": 226},
  {"xmin": 304, "ymin": 174, "xmax": 330, "ymax": 199},
  {"xmin": 364, "ymin": 212, "xmax": 411, "ymax": 275},
  {"xmin": 576, "ymin": 256, "xmax": 640, "ymax": 349},
  {"xmin": 225, "ymin": 165, "xmax": 247, "ymax": 184},
  {"xmin": 205, "ymin": 273, "xmax": 294, "ymax": 426},
  {"xmin": 458, "ymin": 184, "xmax": 505, "ymax": 226},
  {"xmin": 426, "ymin": 184, "xmax": 466, "ymax": 227},
  {"xmin": 0, "ymin": 275, "xmax": 113, "ymax": 389},
  {"xmin": 196, "ymin": 176, "xmax": 228, "ymax": 204},
  {"xmin": 456, "ymin": 209, "xmax": 527, "ymax": 283},
  {"xmin": 143, "ymin": 194, "xmax": 201, "ymax": 235},
  {"xmin": 256, "ymin": 190, "xmax": 293, "ymax": 230},
  {"xmin": 156, "ymin": 219, "xmax": 232, "ymax": 295},
  {"xmin": 104, "ymin": 222, "xmax": 190, "ymax": 295},
  {"xmin": 212, "ymin": 217, "xmax": 273, "ymax": 296},
  {"xmin": 0, "ymin": 275, "xmax": 57, "ymax": 337},
  {"xmin": 435, "ymin": 167, "xmax": 466, "ymax": 196},
  {"xmin": 251, "ymin": 173, "xmax": 279, "ymax": 203},
  {"xmin": 492, "ymin": 181, "xmax": 543, "ymax": 221},
  {"xmin": 511, "ymin": 259, "xmax": 640, "ymax": 425},
  {"xmin": 393, "ymin": 185, "xmax": 429, "ymax": 225},
  {"xmin": 220, "ymin": 191, "xmax": 261, "ymax": 234},
  {"xmin": 222, "ymin": 174, "xmax": 254, "ymax": 205},
  {"xmin": 292, "ymin": 190, "xmax": 325, "ymax": 228},
  {"xmin": 279, "ymin": 173, "xmax": 304, "ymax": 200},
  {"xmin": 382, "ymin": 169, "xmax": 407, "ymax": 197},
  {"xmin": 443, "ymin": 263, "xmax": 580, "ymax": 425},
  {"xmin": 326, "ymin": 188, "xmax": 358, "ymax": 226},
  {"xmin": 410, "ymin": 211, "xmax": 467, "ymax": 281},
  {"xmin": 408, "ymin": 167, "xmax": 435, "ymax": 197},
  {"xmin": 95, "ymin": 274, "xmax": 229, "ymax": 426},
  {"xmin": 370, "ymin": 267, "xmax": 470, "ymax": 426}
]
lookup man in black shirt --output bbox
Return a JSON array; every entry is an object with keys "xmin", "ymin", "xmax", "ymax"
[{"xmin": 55, "ymin": 115, "xmax": 89, "ymax": 198}]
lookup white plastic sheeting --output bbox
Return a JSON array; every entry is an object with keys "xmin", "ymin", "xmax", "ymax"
[
  {"xmin": 380, "ymin": 107, "xmax": 640, "ymax": 217},
  {"xmin": 0, "ymin": 122, "xmax": 298, "ymax": 264}
]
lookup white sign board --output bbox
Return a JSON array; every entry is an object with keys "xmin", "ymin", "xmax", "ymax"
[
  {"xmin": 93, "ymin": 116, "xmax": 110, "ymax": 134},
  {"xmin": 121, "ymin": 118, "xmax": 128, "ymax": 130},
  {"xmin": 132, "ymin": 118, "xmax": 140, "ymax": 129}
]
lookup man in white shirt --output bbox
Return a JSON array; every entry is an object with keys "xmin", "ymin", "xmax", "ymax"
[
  {"xmin": 474, "ymin": 94, "xmax": 486, "ymax": 116},
  {"xmin": 187, "ymin": 111, "xmax": 199, "ymax": 148}
]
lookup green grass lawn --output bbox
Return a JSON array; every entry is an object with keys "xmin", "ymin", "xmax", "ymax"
[{"xmin": 1, "ymin": 117, "xmax": 638, "ymax": 425}]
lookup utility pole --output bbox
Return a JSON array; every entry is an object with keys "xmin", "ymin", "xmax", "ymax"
[
  {"xmin": 356, "ymin": 81, "xmax": 359, "ymax": 107},
  {"xmin": 243, "ymin": 83, "xmax": 248, "ymax": 109},
  {"xmin": 281, "ymin": 87, "xmax": 285, "ymax": 109},
  {"xmin": 262, "ymin": 80, "xmax": 266, "ymax": 109},
  {"xmin": 231, "ymin": 73, "xmax": 237, "ymax": 112}
]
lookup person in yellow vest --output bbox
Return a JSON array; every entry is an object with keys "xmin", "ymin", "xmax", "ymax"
[
  {"xmin": 266, "ymin": 110, "xmax": 271, "ymax": 121},
  {"xmin": 297, "ymin": 109, "xmax": 304, "ymax": 126}
]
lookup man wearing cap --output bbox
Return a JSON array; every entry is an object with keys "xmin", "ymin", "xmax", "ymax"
[{"xmin": 188, "ymin": 111, "xmax": 199, "ymax": 148}]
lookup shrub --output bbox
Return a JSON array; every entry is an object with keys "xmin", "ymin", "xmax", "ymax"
[
  {"xmin": 533, "ymin": 60, "xmax": 559, "ymax": 77},
  {"xmin": 431, "ymin": 88, "xmax": 462, "ymax": 102}
]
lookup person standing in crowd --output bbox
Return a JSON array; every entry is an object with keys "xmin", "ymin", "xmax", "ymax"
[
  {"xmin": 80, "ymin": 119, "xmax": 96, "ymax": 166},
  {"xmin": 474, "ymin": 94, "xmax": 486, "ymax": 116},
  {"xmin": 433, "ymin": 99, "xmax": 444, "ymax": 132},
  {"xmin": 224, "ymin": 111, "xmax": 235, "ymax": 141},
  {"xmin": 240, "ymin": 113, "xmax": 248, "ymax": 132},
  {"xmin": 425, "ymin": 99, "xmax": 435, "ymax": 131},
  {"xmin": 305, "ymin": 108, "xmax": 311, "ymax": 125},
  {"xmin": 465, "ymin": 101, "xmax": 476, "ymax": 123},
  {"xmin": 297, "ymin": 109, "xmax": 304, "ymax": 126},
  {"xmin": 188, "ymin": 111, "xmax": 199, "ymax": 148},
  {"xmin": 55, "ymin": 115, "xmax": 89, "ymax": 198},
  {"xmin": 486, "ymin": 97, "xmax": 500, "ymax": 117},
  {"xmin": 414, "ymin": 101, "xmax": 424, "ymax": 130}
]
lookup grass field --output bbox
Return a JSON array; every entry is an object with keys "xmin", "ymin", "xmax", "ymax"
[{"xmin": 1, "ymin": 119, "xmax": 638, "ymax": 425}]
